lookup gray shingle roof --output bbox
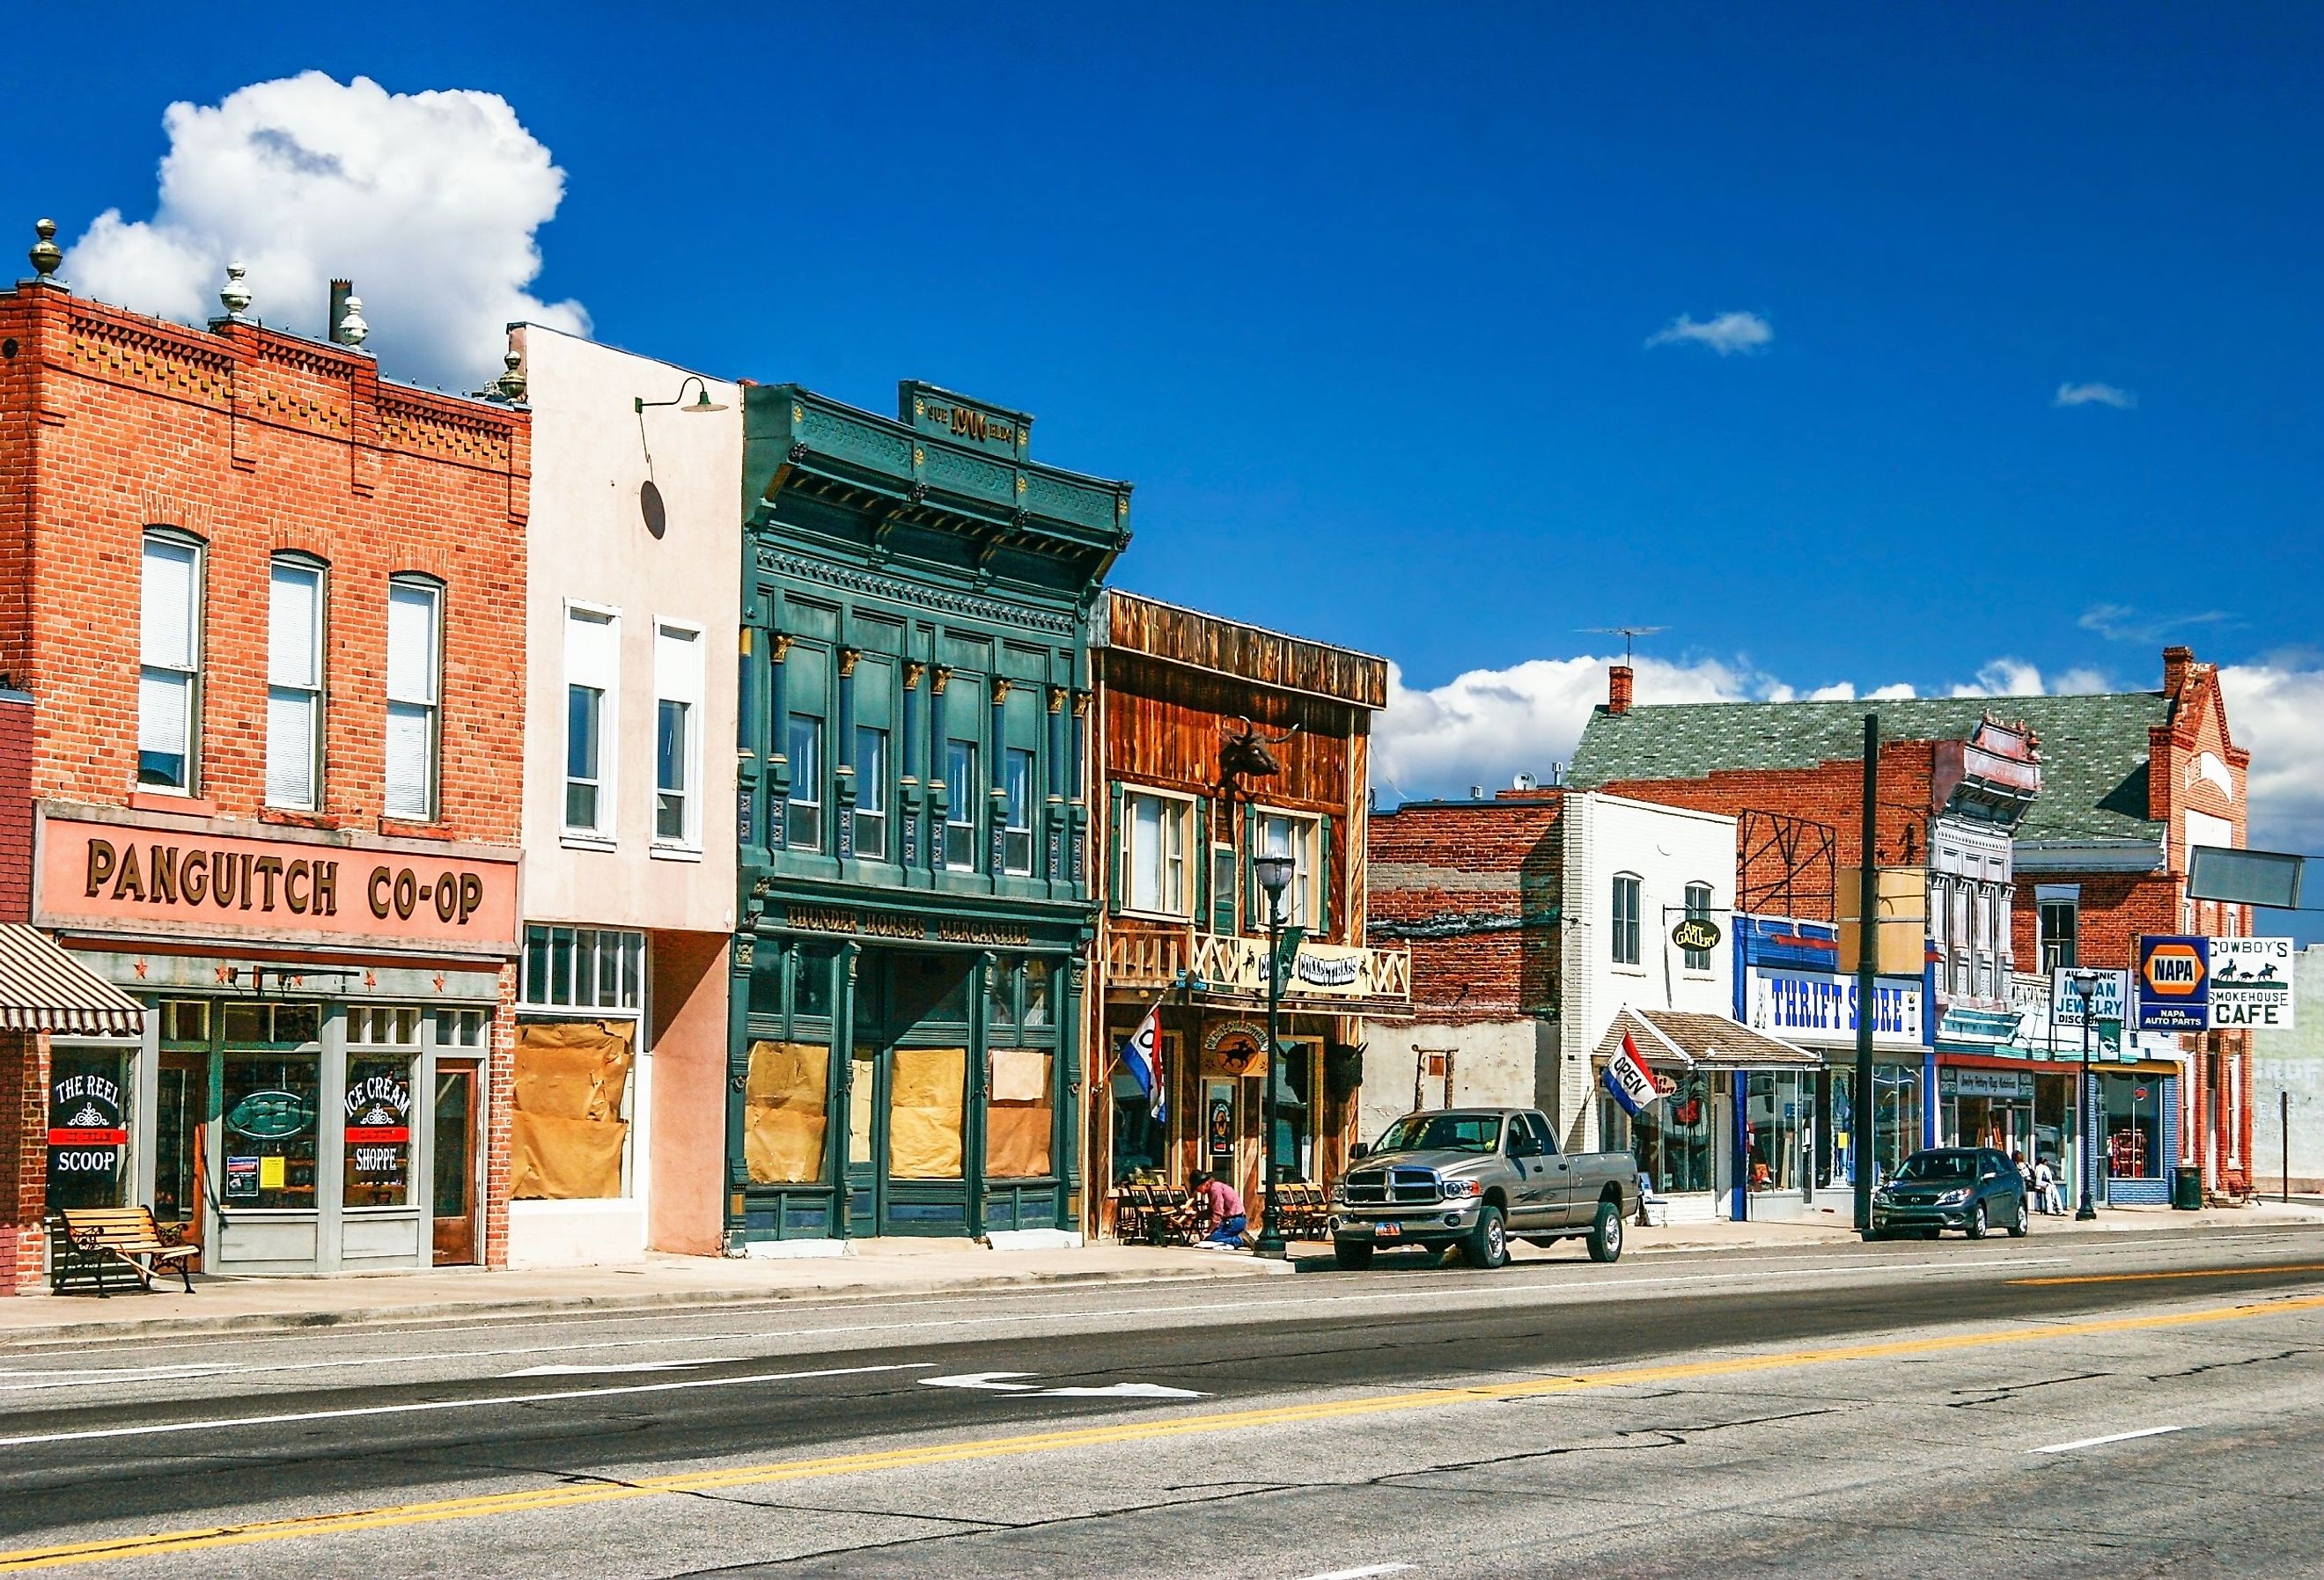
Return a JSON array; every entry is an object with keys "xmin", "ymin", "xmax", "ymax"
[{"xmin": 1568, "ymin": 692, "xmax": 2170, "ymax": 845}]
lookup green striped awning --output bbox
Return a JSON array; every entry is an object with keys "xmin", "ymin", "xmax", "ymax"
[{"xmin": 0, "ymin": 925, "xmax": 143, "ymax": 1036}]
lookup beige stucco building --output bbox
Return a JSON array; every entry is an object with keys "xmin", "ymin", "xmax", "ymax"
[{"xmin": 505, "ymin": 325, "xmax": 741, "ymax": 1265}]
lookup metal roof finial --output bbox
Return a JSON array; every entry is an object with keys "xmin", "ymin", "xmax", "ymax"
[
  {"xmin": 335, "ymin": 294, "xmax": 369, "ymax": 349},
  {"xmin": 27, "ymin": 218, "xmax": 62, "ymax": 283},
  {"xmin": 217, "ymin": 261, "xmax": 253, "ymax": 320}
]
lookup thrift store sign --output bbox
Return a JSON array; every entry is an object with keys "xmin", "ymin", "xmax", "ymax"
[{"xmin": 1747, "ymin": 968, "xmax": 1926, "ymax": 1050}]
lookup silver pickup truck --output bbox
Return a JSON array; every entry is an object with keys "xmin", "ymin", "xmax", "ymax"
[{"xmin": 1328, "ymin": 1107, "xmax": 1639, "ymax": 1269}]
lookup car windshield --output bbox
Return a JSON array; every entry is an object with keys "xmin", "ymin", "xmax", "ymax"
[
  {"xmin": 1894, "ymin": 1151, "xmax": 1978, "ymax": 1183},
  {"xmin": 1375, "ymin": 1113, "xmax": 1503, "ymax": 1155}
]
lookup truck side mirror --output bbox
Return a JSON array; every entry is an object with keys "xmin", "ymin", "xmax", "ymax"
[{"xmin": 1350, "ymin": 1142, "xmax": 1370, "ymax": 1161}]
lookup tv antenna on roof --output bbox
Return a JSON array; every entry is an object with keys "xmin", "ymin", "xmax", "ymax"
[{"xmin": 1580, "ymin": 625, "xmax": 1666, "ymax": 665}]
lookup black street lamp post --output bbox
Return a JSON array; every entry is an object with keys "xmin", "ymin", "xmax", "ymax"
[
  {"xmin": 2073, "ymin": 968, "xmax": 2100, "ymax": 1221},
  {"xmin": 1253, "ymin": 852, "xmax": 1296, "ymax": 1260}
]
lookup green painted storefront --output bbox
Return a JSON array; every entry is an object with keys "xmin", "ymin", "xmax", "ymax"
[{"xmin": 728, "ymin": 382, "xmax": 1129, "ymax": 1245}]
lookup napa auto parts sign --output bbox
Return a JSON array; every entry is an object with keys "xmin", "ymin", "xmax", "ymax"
[{"xmin": 2136, "ymin": 935, "xmax": 2295, "ymax": 1032}]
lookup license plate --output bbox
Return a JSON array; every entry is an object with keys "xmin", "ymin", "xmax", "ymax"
[{"xmin": 1376, "ymin": 1222, "xmax": 1401, "ymax": 1238}]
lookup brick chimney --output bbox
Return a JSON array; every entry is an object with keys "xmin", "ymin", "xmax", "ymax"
[
  {"xmin": 2163, "ymin": 645, "xmax": 2195, "ymax": 698},
  {"xmin": 1608, "ymin": 664, "xmax": 1635, "ymax": 716}
]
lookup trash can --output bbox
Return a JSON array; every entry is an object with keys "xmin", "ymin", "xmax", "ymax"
[{"xmin": 2173, "ymin": 1165, "xmax": 2203, "ymax": 1211}]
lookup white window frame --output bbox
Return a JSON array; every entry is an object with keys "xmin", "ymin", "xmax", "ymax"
[
  {"xmin": 1253, "ymin": 808, "xmax": 1320, "ymax": 930},
  {"xmin": 266, "ymin": 555, "xmax": 327, "ymax": 811},
  {"xmin": 1122, "ymin": 788, "xmax": 1195, "ymax": 919},
  {"xmin": 1610, "ymin": 872, "xmax": 1643, "ymax": 968},
  {"xmin": 853, "ymin": 724, "xmax": 889, "ymax": 861},
  {"xmin": 562, "ymin": 602, "xmax": 620, "ymax": 844},
  {"xmin": 1681, "ymin": 880, "xmax": 1714, "ymax": 973},
  {"xmin": 1003, "ymin": 747, "xmax": 1036, "ymax": 877},
  {"xmin": 137, "ymin": 531, "xmax": 204, "ymax": 794},
  {"xmin": 385, "ymin": 576, "xmax": 444, "ymax": 821},
  {"xmin": 944, "ymin": 739, "xmax": 978, "ymax": 872},
  {"xmin": 651, "ymin": 620, "xmax": 704, "ymax": 855},
  {"xmin": 2036, "ymin": 885, "xmax": 2079, "ymax": 974},
  {"xmin": 786, "ymin": 713, "xmax": 826, "ymax": 853}
]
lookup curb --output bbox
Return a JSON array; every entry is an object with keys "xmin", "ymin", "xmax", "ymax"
[{"xmin": 0, "ymin": 1257, "xmax": 1298, "ymax": 1348}]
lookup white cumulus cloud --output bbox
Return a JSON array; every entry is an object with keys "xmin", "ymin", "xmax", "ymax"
[
  {"xmin": 1644, "ymin": 310, "xmax": 1773, "ymax": 356},
  {"xmin": 1374, "ymin": 652, "xmax": 1779, "ymax": 800},
  {"xmin": 2054, "ymin": 381, "xmax": 2136, "ymax": 409},
  {"xmin": 63, "ymin": 72, "xmax": 587, "ymax": 391},
  {"xmin": 2217, "ymin": 662, "xmax": 2324, "ymax": 860}
]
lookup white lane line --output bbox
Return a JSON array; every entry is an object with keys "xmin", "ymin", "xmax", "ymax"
[
  {"xmin": 2030, "ymin": 1425, "xmax": 2184, "ymax": 1455},
  {"xmin": 502, "ymin": 1359, "xmax": 739, "ymax": 1378},
  {"xmin": 1293, "ymin": 1565, "xmax": 1416, "ymax": 1580},
  {"xmin": 0, "ymin": 1362, "xmax": 934, "ymax": 1451},
  {"xmin": 0, "ymin": 1255, "xmax": 2084, "ymax": 1382}
]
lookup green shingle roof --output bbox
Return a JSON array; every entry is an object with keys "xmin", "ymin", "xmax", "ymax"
[{"xmin": 1568, "ymin": 692, "xmax": 2171, "ymax": 845}]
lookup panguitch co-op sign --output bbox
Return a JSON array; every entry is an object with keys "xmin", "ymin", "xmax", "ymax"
[{"xmin": 33, "ymin": 810, "xmax": 520, "ymax": 954}]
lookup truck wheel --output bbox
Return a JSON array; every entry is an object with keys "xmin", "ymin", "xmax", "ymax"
[
  {"xmin": 1586, "ymin": 1198, "xmax": 1625, "ymax": 1263},
  {"xmin": 1332, "ymin": 1241, "xmax": 1374, "ymax": 1271},
  {"xmin": 1464, "ymin": 1205, "xmax": 1509, "ymax": 1269}
]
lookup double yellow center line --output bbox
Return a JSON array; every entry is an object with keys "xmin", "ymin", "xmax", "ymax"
[{"xmin": 5, "ymin": 1290, "xmax": 2322, "ymax": 1572}]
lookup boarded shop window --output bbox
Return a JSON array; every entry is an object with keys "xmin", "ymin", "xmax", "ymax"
[
  {"xmin": 986, "ymin": 1048, "xmax": 1053, "ymax": 1179},
  {"xmin": 890, "ymin": 1046, "xmax": 967, "ymax": 1179},
  {"xmin": 511, "ymin": 1021, "xmax": 635, "ymax": 1200},
  {"xmin": 745, "ymin": 1040, "xmax": 829, "ymax": 1185}
]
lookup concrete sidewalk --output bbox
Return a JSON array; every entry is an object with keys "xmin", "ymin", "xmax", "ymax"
[
  {"xmin": 8, "ymin": 1201, "xmax": 2318, "ymax": 1345},
  {"xmin": 0, "ymin": 1238, "xmax": 1293, "ymax": 1344}
]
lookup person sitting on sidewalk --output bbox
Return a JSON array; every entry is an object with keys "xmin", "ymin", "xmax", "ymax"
[
  {"xmin": 2035, "ymin": 1155, "xmax": 2063, "ymax": 1216},
  {"xmin": 1189, "ymin": 1171, "xmax": 1247, "ymax": 1249}
]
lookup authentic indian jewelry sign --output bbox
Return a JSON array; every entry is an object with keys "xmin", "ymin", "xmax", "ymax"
[{"xmin": 34, "ymin": 807, "xmax": 520, "ymax": 955}]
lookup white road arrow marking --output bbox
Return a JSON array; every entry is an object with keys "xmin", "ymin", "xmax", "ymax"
[
  {"xmin": 502, "ymin": 1359, "xmax": 739, "ymax": 1378},
  {"xmin": 919, "ymin": 1371, "xmax": 1041, "ymax": 1391},
  {"xmin": 919, "ymin": 1372, "xmax": 1206, "ymax": 1399}
]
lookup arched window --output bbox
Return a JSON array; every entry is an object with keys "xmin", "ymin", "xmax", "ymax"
[
  {"xmin": 137, "ymin": 529, "xmax": 206, "ymax": 792},
  {"xmin": 266, "ymin": 554, "xmax": 327, "ymax": 809},
  {"xmin": 1611, "ymin": 873, "xmax": 1643, "ymax": 966},
  {"xmin": 386, "ymin": 576, "xmax": 444, "ymax": 820}
]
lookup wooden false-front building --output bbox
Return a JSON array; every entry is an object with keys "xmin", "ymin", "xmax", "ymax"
[
  {"xmin": 1090, "ymin": 592, "xmax": 1409, "ymax": 1229},
  {"xmin": 731, "ymin": 384, "xmax": 1129, "ymax": 1246}
]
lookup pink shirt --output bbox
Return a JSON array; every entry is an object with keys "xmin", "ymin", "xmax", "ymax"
[{"xmin": 1200, "ymin": 1179, "xmax": 1244, "ymax": 1220}]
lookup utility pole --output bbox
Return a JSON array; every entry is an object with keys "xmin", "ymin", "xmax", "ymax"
[{"xmin": 1854, "ymin": 713, "xmax": 1879, "ymax": 1236}]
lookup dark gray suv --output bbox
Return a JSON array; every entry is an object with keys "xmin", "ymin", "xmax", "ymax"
[{"xmin": 1867, "ymin": 1147, "xmax": 2030, "ymax": 1240}]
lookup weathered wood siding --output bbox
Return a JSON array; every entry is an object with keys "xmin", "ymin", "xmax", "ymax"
[{"xmin": 1107, "ymin": 592, "xmax": 1387, "ymax": 710}]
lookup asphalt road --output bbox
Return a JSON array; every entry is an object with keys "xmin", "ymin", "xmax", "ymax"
[{"xmin": 4, "ymin": 1226, "xmax": 2322, "ymax": 1578}]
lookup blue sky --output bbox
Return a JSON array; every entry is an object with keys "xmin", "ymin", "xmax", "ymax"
[{"xmin": 7, "ymin": 4, "xmax": 2321, "ymax": 841}]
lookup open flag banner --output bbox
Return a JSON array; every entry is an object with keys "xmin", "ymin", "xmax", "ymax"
[
  {"xmin": 1602, "ymin": 1031, "xmax": 1662, "ymax": 1119},
  {"xmin": 1119, "ymin": 1001, "xmax": 1166, "ymax": 1125}
]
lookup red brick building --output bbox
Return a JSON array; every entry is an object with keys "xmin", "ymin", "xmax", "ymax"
[
  {"xmin": 0, "ymin": 244, "xmax": 529, "ymax": 1291},
  {"xmin": 1364, "ymin": 789, "xmax": 1564, "ymax": 1136},
  {"xmin": 1567, "ymin": 645, "xmax": 2253, "ymax": 1204}
]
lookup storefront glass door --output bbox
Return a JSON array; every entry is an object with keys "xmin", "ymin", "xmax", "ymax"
[
  {"xmin": 431, "ymin": 1062, "xmax": 480, "ymax": 1266},
  {"xmin": 845, "ymin": 1045, "xmax": 884, "ymax": 1234}
]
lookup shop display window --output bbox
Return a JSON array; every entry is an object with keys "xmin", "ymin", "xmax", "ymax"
[
  {"xmin": 1745, "ymin": 1070, "xmax": 1811, "ymax": 1193},
  {"xmin": 221, "ymin": 1047, "xmax": 322, "ymax": 1212},
  {"xmin": 47, "ymin": 1047, "xmax": 130, "ymax": 1211},
  {"xmin": 343, "ymin": 1008, "xmax": 419, "ymax": 1209},
  {"xmin": 2104, "ymin": 1074, "xmax": 2165, "ymax": 1179}
]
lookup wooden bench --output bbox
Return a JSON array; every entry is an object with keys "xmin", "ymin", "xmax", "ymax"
[{"xmin": 48, "ymin": 1207, "xmax": 198, "ymax": 1297}]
